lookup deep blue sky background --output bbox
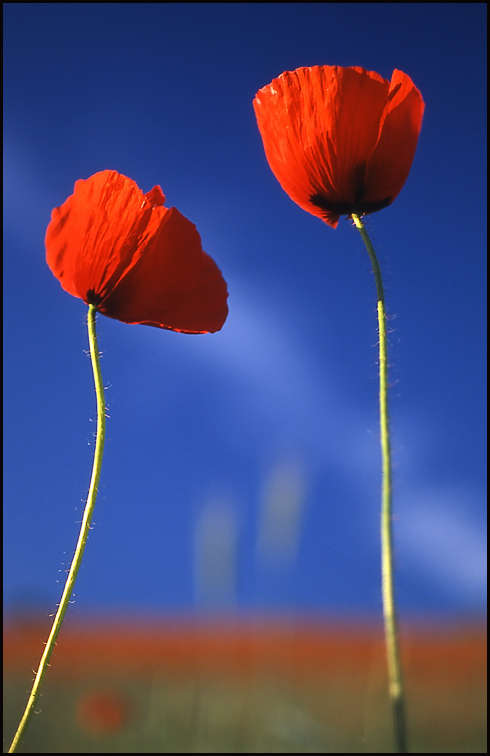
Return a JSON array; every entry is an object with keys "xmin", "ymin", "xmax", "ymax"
[{"xmin": 4, "ymin": 3, "xmax": 486, "ymax": 625}]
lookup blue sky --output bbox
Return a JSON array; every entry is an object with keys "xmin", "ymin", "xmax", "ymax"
[{"xmin": 3, "ymin": 3, "xmax": 487, "ymax": 623}]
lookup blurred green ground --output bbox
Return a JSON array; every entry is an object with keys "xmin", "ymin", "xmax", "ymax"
[{"xmin": 3, "ymin": 618, "xmax": 486, "ymax": 753}]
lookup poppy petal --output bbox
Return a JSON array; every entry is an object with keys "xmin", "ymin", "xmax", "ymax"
[
  {"xmin": 46, "ymin": 172, "xmax": 155, "ymax": 302},
  {"xmin": 101, "ymin": 206, "xmax": 229, "ymax": 333},
  {"xmin": 362, "ymin": 70, "xmax": 425, "ymax": 208}
]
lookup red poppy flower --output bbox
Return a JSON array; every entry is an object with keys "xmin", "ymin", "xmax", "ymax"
[
  {"xmin": 253, "ymin": 66, "xmax": 424, "ymax": 228},
  {"xmin": 45, "ymin": 170, "xmax": 228, "ymax": 333}
]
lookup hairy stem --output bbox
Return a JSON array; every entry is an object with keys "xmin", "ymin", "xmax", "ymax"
[
  {"xmin": 9, "ymin": 304, "xmax": 106, "ymax": 753},
  {"xmin": 351, "ymin": 213, "xmax": 407, "ymax": 753}
]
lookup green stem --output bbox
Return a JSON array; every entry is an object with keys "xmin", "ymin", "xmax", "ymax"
[
  {"xmin": 351, "ymin": 213, "xmax": 407, "ymax": 754},
  {"xmin": 9, "ymin": 304, "xmax": 106, "ymax": 753}
]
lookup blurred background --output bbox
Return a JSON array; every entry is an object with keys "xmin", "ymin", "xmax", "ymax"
[{"xmin": 3, "ymin": 3, "xmax": 486, "ymax": 752}]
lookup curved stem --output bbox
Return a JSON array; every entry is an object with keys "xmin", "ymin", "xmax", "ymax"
[
  {"xmin": 9, "ymin": 304, "xmax": 106, "ymax": 753},
  {"xmin": 351, "ymin": 214, "xmax": 407, "ymax": 753}
]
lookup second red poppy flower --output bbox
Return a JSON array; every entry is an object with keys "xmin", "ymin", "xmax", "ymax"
[{"xmin": 46, "ymin": 170, "xmax": 228, "ymax": 334}]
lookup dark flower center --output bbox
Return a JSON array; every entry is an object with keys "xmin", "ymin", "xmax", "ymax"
[
  {"xmin": 86, "ymin": 289, "xmax": 103, "ymax": 307},
  {"xmin": 309, "ymin": 193, "xmax": 393, "ymax": 219},
  {"xmin": 309, "ymin": 161, "xmax": 393, "ymax": 219}
]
